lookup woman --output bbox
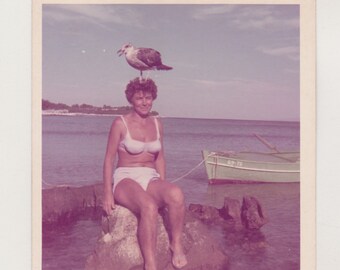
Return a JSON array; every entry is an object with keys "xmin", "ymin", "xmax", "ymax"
[{"xmin": 103, "ymin": 77, "xmax": 188, "ymax": 270}]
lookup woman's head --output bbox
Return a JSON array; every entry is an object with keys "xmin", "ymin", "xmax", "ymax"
[{"xmin": 125, "ymin": 77, "xmax": 158, "ymax": 103}]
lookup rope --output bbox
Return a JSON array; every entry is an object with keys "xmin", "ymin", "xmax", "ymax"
[
  {"xmin": 169, "ymin": 153, "xmax": 214, "ymax": 183},
  {"xmin": 42, "ymin": 153, "xmax": 216, "ymax": 187}
]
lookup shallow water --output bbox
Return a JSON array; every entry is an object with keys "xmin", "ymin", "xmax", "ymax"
[
  {"xmin": 42, "ymin": 115, "xmax": 300, "ymax": 270},
  {"xmin": 43, "ymin": 219, "xmax": 100, "ymax": 270}
]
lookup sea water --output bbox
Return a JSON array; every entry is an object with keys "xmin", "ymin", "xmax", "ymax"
[{"xmin": 42, "ymin": 115, "xmax": 300, "ymax": 270}]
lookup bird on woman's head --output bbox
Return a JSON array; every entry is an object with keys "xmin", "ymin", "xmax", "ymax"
[{"xmin": 117, "ymin": 43, "xmax": 173, "ymax": 79}]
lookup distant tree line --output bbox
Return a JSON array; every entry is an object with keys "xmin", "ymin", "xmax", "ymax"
[{"xmin": 42, "ymin": 99, "xmax": 158, "ymax": 116}]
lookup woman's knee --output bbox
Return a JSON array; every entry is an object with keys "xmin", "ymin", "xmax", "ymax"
[
  {"xmin": 139, "ymin": 197, "xmax": 159, "ymax": 219},
  {"xmin": 165, "ymin": 185, "xmax": 185, "ymax": 206}
]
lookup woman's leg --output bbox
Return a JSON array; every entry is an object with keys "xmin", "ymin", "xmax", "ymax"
[
  {"xmin": 147, "ymin": 180, "xmax": 188, "ymax": 268},
  {"xmin": 114, "ymin": 179, "xmax": 159, "ymax": 270}
]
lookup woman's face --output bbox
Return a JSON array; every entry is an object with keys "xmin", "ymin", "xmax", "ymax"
[{"xmin": 130, "ymin": 90, "xmax": 153, "ymax": 116}]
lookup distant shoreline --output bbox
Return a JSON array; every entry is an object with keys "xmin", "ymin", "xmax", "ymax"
[
  {"xmin": 42, "ymin": 110, "xmax": 159, "ymax": 117},
  {"xmin": 42, "ymin": 99, "xmax": 158, "ymax": 116},
  {"xmin": 42, "ymin": 99, "xmax": 299, "ymax": 123},
  {"xmin": 42, "ymin": 110, "xmax": 120, "ymax": 117},
  {"xmin": 42, "ymin": 111, "xmax": 299, "ymax": 124}
]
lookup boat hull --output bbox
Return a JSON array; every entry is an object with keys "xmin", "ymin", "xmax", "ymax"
[{"xmin": 202, "ymin": 150, "xmax": 300, "ymax": 184}]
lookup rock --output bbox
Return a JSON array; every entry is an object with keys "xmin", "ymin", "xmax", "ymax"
[
  {"xmin": 241, "ymin": 196, "xmax": 268, "ymax": 230},
  {"xmin": 42, "ymin": 183, "xmax": 103, "ymax": 229},
  {"xmin": 167, "ymin": 197, "xmax": 269, "ymax": 258},
  {"xmin": 188, "ymin": 196, "xmax": 267, "ymax": 232},
  {"xmin": 219, "ymin": 197, "xmax": 242, "ymax": 229},
  {"xmin": 85, "ymin": 206, "xmax": 228, "ymax": 270},
  {"xmin": 224, "ymin": 229, "xmax": 268, "ymax": 253},
  {"xmin": 42, "ymin": 185, "xmax": 270, "ymax": 268},
  {"xmin": 188, "ymin": 203, "xmax": 221, "ymax": 223}
]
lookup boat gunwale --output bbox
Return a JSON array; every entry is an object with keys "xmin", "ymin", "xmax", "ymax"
[
  {"xmin": 206, "ymin": 151, "xmax": 300, "ymax": 166},
  {"xmin": 208, "ymin": 178, "xmax": 300, "ymax": 184},
  {"xmin": 205, "ymin": 160, "xmax": 300, "ymax": 173},
  {"xmin": 202, "ymin": 150, "xmax": 300, "ymax": 183}
]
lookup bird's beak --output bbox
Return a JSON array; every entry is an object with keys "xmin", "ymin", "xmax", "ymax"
[{"xmin": 117, "ymin": 49, "xmax": 123, "ymax": 56}]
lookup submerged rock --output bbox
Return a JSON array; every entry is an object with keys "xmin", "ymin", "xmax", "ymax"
[
  {"xmin": 188, "ymin": 196, "xmax": 269, "ymax": 254},
  {"xmin": 188, "ymin": 203, "xmax": 221, "ymax": 223},
  {"xmin": 188, "ymin": 196, "xmax": 267, "ymax": 231},
  {"xmin": 42, "ymin": 184, "xmax": 266, "ymax": 232},
  {"xmin": 241, "ymin": 196, "xmax": 268, "ymax": 230},
  {"xmin": 42, "ymin": 184, "xmax": 268, "ymax": 268},
  {"xmin": 85, "ymin": 206, "xmax": 228, "ymax": 270},
  {"xmin": 220, "ymin": 198, "xmax": 242, "ymax": 229},
  {"xmin": 42, "ymin": 183, "xmax": 103, "ymax": 229}
]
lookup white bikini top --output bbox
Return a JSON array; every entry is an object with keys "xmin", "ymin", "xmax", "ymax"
[{"xmin": 119, "ymin": 116, "xmax": 162, "ymax": 155}]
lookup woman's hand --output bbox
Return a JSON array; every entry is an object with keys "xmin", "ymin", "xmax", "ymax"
[
  {"xmin": 103, "ymin": 191, "xmax": 115, "ymax": 216},
  {"xmin": 103, "ymin": 119, "xmax": 121, "ymax": 216}
]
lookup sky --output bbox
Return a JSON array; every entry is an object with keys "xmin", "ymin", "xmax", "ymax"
[{"xmin": 42, "ymin": 4, "xmax": 300, "ymax": 121}]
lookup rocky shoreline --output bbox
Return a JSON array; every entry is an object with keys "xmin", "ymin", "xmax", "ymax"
[
  {"xmin": 42, "ymin": 183, "xmax": 104, "ymax": 229},
  {"xmin": 43, "ymin": 184, "xmax": 268, "ymax": 269},
  {"xmin": 42, "ymin": 99, "xmax": 159, "ymax": 117}
]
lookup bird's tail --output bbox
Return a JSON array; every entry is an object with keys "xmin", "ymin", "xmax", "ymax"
[{"xmin": 156, "ymin": 64, "xmax": 173, "ymax": 71}]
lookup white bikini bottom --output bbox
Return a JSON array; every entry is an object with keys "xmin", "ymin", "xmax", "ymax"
[{"xmin": 113, "ymin": 167, "xmax": 160, "ymax": 194}]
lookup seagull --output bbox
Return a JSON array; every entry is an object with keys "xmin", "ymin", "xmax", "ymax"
[{"xmin": 117, "ymin": 43, "xmax": 173, "ymax": 77}]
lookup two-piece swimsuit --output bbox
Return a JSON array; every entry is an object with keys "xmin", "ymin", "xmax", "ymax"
[{"xmin": 112, "ymin": 115, "xmax": 162, "ymax": 193}]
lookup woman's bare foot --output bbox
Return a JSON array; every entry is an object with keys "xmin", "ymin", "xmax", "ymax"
[
  {"xmin": 144, "ymin": 262, "xmax": 157, "ymax": 270},
  {"xmin": 170, "ymin": 244, "xmax": 188, "ymax": 269}
]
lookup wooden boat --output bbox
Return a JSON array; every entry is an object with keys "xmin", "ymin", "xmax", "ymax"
[{"xmin": 202, "ymin": 150, "xmax": 300, "ymax": 184}]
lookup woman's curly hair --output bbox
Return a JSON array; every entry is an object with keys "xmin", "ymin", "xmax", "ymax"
[{"xmin": 125, "ymin": 78, "xmax": 158, "ymax": 103}]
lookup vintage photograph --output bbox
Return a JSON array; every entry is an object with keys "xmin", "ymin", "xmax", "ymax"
[{"xmin": 34, "ymin": 2, "xmax": 315, "ymax": 270}]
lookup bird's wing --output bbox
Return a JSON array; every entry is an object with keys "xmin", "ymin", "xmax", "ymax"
[{"xmin": 137, "ymin": 48, "xmax": 162, "ymax": 67}]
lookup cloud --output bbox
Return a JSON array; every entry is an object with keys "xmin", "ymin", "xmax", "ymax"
[
  {"xmin": 284, "ymin": 67, "xmax": 299, "ymax": 74},
  {"xmin": 191, "ymin": 78, "xmax": 253, "ymax": 88},
  {"xmin": 232, "ymin": 6, "xmax": 299, "ymax": 31},
  {"xmin": 43, "ymin": 5, "xmax": 144, "ymax": 29},
  {"xmin": 192, "ymin": 5, "xmax": 299, "ymax": 31},
  {"xmin": 184, "ymin": 77, "xmax": 292, "ymax": 93},
  {"xmin": 231, "ymin": 15, "xmax": 276, "ymax": 30},
  {"xmin": 191, "ymin": 5, "xmax": 237, "ymax": 20},
  {"xmin": 257, "ymin": 45, "xmax": 299, "ymax": 61},
  {"xmin": 189, "ymin": 78, "xmax": 246, "ymax": 88}
]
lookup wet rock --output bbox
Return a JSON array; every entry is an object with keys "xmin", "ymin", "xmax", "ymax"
[
  {"xmin": 85, "ymin": 206, "xmax": 228, "ymax": 270},
  {"xmin": 42, "ymin": 183, "xmax": 103, "ymax": 229},
  {"xmin": 188, "ymin": 203, "xmax": 221, "ymax": 223},
  {"xmin": 43, "ymin": 184, "xmax": 268, "ymax": 267},
  {"xmin": 188, "ymin": 196, "xmax": 267, "ymax": 232},
  {"xmin": 241, "ymin": 196, "xmax": 268, "ymax": 230},
  {"xmin": 219, "ymin": 197, "xmax": 242, "ymax": 228},
  {"xmin": 224, "ymin": 229, "xmax": 268, "ymax": 253}
]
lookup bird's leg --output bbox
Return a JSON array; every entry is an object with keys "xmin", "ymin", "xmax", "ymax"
[
  {"xmin": 139, "ymin": 70, "xmax": 143, "ymax": 83},
  {"xmin": 145, "ymin": 70, "xmax": 150, "ymax": 81}
]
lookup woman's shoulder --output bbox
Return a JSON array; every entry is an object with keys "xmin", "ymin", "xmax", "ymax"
[
  {"xmin": 151, "ymin": 114, "xmax": 160, "ymax": 121},
  {"xmin": 153, "ymin": 115, "xmax": 163, "ymax": 130},
  {"xmin": 111, "ymin": 115, "xmax": 125, "ymax": 130},
  {"xmin": 152, "ymin": 114, "xmax": 161, "ymax": 120}
]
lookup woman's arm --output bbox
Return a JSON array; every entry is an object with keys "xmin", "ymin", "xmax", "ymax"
[
  {"xmin": 155, "ymin": 118, "xmax": 166, "ymax": 180},
  {"xmin": 103, "ymin": 118, "xmax": 122, "ymax": 215}
]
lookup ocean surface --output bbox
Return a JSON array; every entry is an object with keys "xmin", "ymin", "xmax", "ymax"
[{"xmin": 42, "ymin": 115, "xmax": 300, "ymax": 270}]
